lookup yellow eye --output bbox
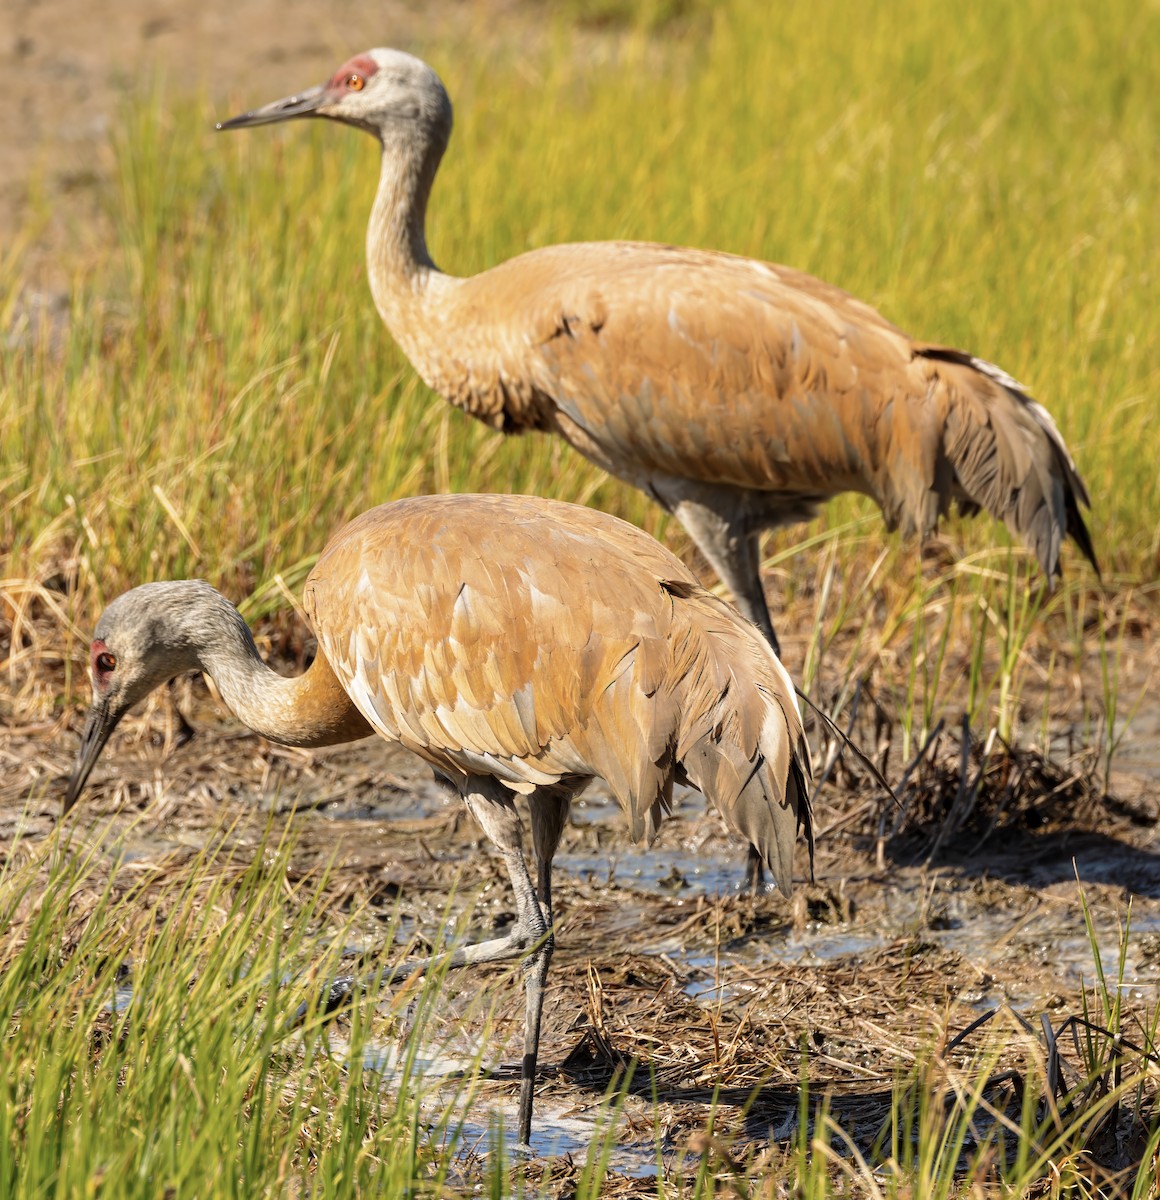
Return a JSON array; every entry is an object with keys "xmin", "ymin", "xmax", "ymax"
[
  {"xmin": 96, "ymin": 652, "xmax": 116, "ymax": 673},
  {"xmin": 345, "ymin": 74, "xmax": 365, "ymax": 91}
]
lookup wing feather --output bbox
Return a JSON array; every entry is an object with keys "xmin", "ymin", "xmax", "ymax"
[
  {"xmin": 426, "ymin": 242, "xmax": 1092, "ymax": 572},
  {"xmin": 305, "ymin": 493, "xmax": 811, "ymax": 882},
  {"xmin": 306, "ymin": 495, "xmax": 697, "ymax": 807}
]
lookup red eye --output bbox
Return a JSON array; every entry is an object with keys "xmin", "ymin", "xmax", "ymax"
[
  {"xmin": 96, "ymin": 652, "xmax": 116, "ymax": 674},
  {"xmin": 345, "ymin": 73, "xmax": 365, "ymax": 91}
]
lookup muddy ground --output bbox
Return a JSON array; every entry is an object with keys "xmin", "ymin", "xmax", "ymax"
[{"xmin": 4, "ymin": 662, "xmax": 1159, "ymax": 1185}]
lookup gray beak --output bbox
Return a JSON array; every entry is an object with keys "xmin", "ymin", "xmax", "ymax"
[
  {"xmin": 217, "ymin": 83, "xmax": 329, "ymax": 130},
  {"xmin": 63, "ymin": 697, "xmax": 125, "ymax": 814}
]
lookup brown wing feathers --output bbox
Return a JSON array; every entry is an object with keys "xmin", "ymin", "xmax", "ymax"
[
  {"xmin": 307, "ymin": 496, "xmax": 811, "ymax": 886},
  {"xmin": 916, "ymin": 347, "xmax": 1098, "ymax": 578},
  {"xmin": 436, "ymin": 243, "xmax": 1094, "ymax": 581},
  {"xmin": 669, "ymin": 588, "xmax": 813, "ymax": 895}
]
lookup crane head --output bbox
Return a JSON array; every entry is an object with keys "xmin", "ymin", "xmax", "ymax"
[
  {"xmin": 216, "ymin": 48, "xmax": 452, "ymax": 145},
  {"xmin": 63, "ymin": 582, "xmax": 215, "ymax": 813}
]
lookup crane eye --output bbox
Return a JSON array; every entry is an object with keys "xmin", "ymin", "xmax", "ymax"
[
  {"xmin": 95, "ymin": 652, "xmax": 116, "ymax": 674},
  {"xmin": 345, "ymin": 73, "xmax": 365, "ymax": 91}
]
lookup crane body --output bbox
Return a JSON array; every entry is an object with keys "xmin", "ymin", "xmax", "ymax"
[
  {"xmin": 219, "ymin": 49, "xmax": 1097, "ymax": 657},
  {"xmin": 218, "ymin": 48, "xmax": 1096, "ymax": 890},
  {"xmin": 64, "ymin": 493, "xmax": 813, "ymax": 1146}
]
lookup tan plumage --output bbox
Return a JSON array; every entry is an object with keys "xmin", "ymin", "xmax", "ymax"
[
  {"xmin": 304, "ymin": 494, "xmax": 811, "ymax": 890},
  {"xmin": 64, "ymin": 493, "xmax": 812, "ymax": 1147},
  {"xmin": 402, "ymin": 243, "xmax": 1094, "ymax": 578},
  {"xmin": 222, "ymin": 48, "xmax": 1099, "ymax": 663}
]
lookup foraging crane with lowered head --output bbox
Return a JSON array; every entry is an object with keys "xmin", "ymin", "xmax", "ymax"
[
  {"xmin": 64, "ymin": 493, "xmax": 812, "ymax": 1149},
  {"xmin": 218, "ymin": 48, "xmax": 1097, "ymax": 886}
]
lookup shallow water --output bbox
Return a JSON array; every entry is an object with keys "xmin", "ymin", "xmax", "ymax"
[
  {"xmin": 45, "ymin": 702, "xmax": 1160, "ymax": 1174},
  {"xmin": 671, "ymin": 908, "xmax": 1160, "ymax": 1011},
  {"xmin": 555, "ymin": 846, "xmax": 741, "ymax": 899},
  {"xmin": 323, "ymin": 812, "xmax": 1159, "ymax": 1174},
  {"xmin": 551, "ymin": 820, "xmax": 1160, "ymax": 1016},
  {"xmin": 339, "ymin": 1032, "xmax": 661, "ymax": 1172}
]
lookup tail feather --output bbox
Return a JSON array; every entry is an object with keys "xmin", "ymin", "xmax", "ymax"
[
  {"xmin": 914, "ymin": 347, "xmax": 1099, "ymax": 579},
  {"xmin": 584, "ymin": 640, "xmax": 679, "ymax": 846},
  {"xmin": 671, "ymin": 589, "xmax": 813, "ymax": 896}
]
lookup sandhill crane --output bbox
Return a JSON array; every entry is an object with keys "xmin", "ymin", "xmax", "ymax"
[
  {"xmin": 64, "ymin": 493, "xmax": 812, "ymax": 1148},
  {"xmin": 218, "ymin": 48, "xmax": 1097, "ymax": 888},
  {"xmin": 218, "ymin": 48, "xmax": 1098, "ymax": 658}
]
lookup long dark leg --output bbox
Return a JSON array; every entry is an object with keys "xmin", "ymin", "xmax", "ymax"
[
  {"xmin": 743, "ymin": 843, "xmax": 767, "ymax": 893},
  {"xmin": 299, "ymin": 777, "xmax": 548, "ymax": 1056},
  {"xmin": 669, "ymin": 499, "xmax": 780, "ymax": 656},
  {"xmin": 516, "ymin": 788, "xmax": 572, "ymax": 1146}
]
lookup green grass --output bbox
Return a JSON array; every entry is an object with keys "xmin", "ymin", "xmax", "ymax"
[
  {"xmin": 3, "ymin": 2, "xmax": 1157, "ymax": 680},
  {"xmin": 0, "ymin": 816, "xmax": 1155, "ymax": 1197},
  {"xmin": 3, "ymin": 0, "xmax": 1156, "ymax": 748},
  {"xmin": 0, "ymin": 818, "xmax": 485, "ymax": 1197}
]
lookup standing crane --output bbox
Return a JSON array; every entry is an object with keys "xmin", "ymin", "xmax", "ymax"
[
  {"xmin": 64, "ymin": 493, "xmax": 813, "ymax": 1149},
  {"xmin": 218, "ymin": 47, "xmax": 1098, "ymax": 654},
  {"xmin": 218, "ymin": 48, "xmax": 1097, "ymax": 887}
]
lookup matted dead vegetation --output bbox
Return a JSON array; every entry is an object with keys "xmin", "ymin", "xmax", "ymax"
[{"xmin": 3, "ymin": 641, "xmax": 1158, "ymax": 1195}]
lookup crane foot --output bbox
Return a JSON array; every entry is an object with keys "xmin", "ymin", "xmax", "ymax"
[
  {"xmin": 743, "ymin": 844, "xmax": 770, "ymax": 895},
  {"xmin": 289, "ymin": 973, "xmax": 358, "ymax": 1032}
]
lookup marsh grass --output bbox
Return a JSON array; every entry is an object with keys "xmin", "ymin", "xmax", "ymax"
[
  {"xmin": 0, "ymin": 814, "xmax": 528, "ymax": 1197},
  {"xmin": 0, "ymin": 802, "xmax": 1157, "ymax": 1196},
  {"xmin": 2, "ymin": 0, "xmax": 1156, "ymax": 741}
]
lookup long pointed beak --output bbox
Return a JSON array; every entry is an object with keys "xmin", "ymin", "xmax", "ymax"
[
  {"xmin": 216, "ymin": 83, "xmax": 330, "ymax": 131},
  {"xmin": 63, "ymin": 697, "xmax": 124, "ymax": 814}
]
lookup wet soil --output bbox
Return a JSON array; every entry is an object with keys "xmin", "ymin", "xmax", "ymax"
[{"xmin": 4, "ymin": 678, "xmax": 1158, "ymax": 1181}]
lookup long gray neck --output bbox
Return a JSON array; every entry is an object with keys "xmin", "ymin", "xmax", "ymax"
[
  {"xmin": 197, "ymin": 608, "xmax": 371, "ymax": 749},
  {"xmin": 366, "ymin": 128, "xmax": 451, "ymax": 332}
]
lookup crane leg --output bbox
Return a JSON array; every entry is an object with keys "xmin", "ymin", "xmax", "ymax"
[
  {"xmin": 666, "ymin": 495, "xmax": 778, "ymax": 894},
  {"xmin": 516, "ymin": 787, "xmax": 572, "ymax": 1146},
  {"xmin": 164, "ymin": 677, "xmax": 196, "ymax": 753},
  {"xmin": 667, "ymin": 497, "xmax": 781, "ymax": 656},
  {"xmin": 296, "ymin": 777, "xmax": 562, "ymax": 1146},
  {"xmin": 743, "ymin": 843, "xmax": 767, "ymax": 893}
]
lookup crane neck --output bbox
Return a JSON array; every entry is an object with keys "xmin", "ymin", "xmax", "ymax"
[
  {"xmin": 198, "ymin": 609, "xmax": 373, "ymax": 749},
  {"xmin": 366, "ymin": 127, "xmax": 453, "ymax": 332}
]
